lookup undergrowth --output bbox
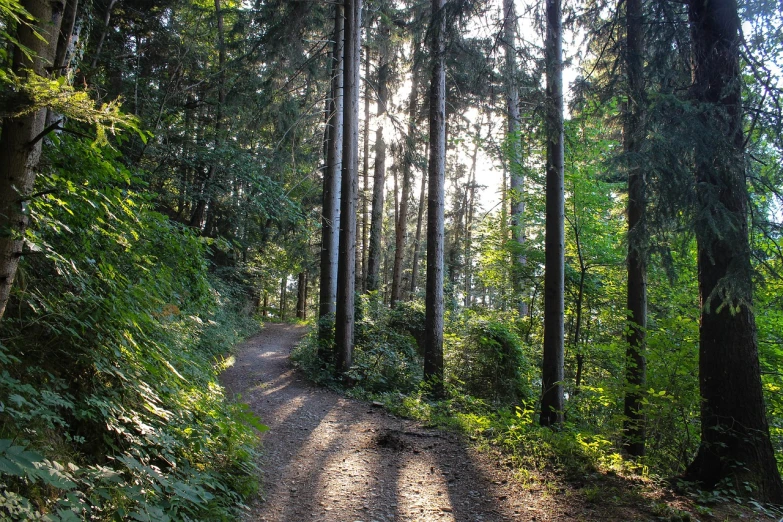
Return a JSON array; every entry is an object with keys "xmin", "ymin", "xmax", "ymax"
[
  {"xmin": 292, "ymin": 298, "xmax": 782, "ymax": 520},
  {"xmin": 0, "ymin": 136, "xmax": 263, "ymax": 520}
]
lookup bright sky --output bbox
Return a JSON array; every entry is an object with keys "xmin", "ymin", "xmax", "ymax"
[{"xmin": 359, "ymin": 0, "xmax": 581, "ymax": 220}]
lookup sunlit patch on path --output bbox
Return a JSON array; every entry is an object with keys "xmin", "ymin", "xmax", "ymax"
[{"xmin": 220, "ymin": 324, "xmax": 676, "ymax": 522}]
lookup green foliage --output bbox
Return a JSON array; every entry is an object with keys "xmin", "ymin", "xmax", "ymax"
[
  {"xmin": 0, "ymin": 135, "xmax": 262, "ymax": 520},
  {"xmin": 349, "ymin": 294, "xmax": 423, "ymax": 393},
  {"xmin": 445, "ymin": 314, "xmax": 531, "ymax": 405}
]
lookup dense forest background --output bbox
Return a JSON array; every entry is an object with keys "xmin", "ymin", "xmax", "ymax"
[{"xmin": 1, "ymin": 0, "xmax": 783, "ymax": 519}]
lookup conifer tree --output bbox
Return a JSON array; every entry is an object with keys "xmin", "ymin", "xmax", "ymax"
[
  {"xmin": 682, "ymin": 0, "xmax": 783, "ymax": 502},
  {"xmin": 424, "ymin": 0, "xmax": 446, "ymax": 396},
  {"xmin": 541, "ymin": 0, "xmax": 565, "ymax": 427}
]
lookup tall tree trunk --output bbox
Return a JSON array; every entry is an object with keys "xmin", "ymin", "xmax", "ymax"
[
  {"xmin": 424, "ymin": 0, "xmax": 446, "ymax": 397},
  {"xmin": 540, "ymin": 0, "xmax": 565, "ymax": 427},
  {"xmin": 0, "ymin": 0, "xmax": 67, "ymax": 321},
  {"xmin": 90, "ymin": 0, "xmax": 117, "ymax": 68},
  {"xmin": 463, "ymin": 122, "xmax": 480, "ymax": 308},
  {"xmin": 622, "ymin": 0, "xmax": 647, "ymax": 457},
  {"xmin": 361, "ymin": 47, "xmax": 371, "ymax": 293},
  {"xmin": 682, "ymin": 0, "xmax": 783, "ymax": 502},
  {"xmin": 318, "ymin": 2, "xmax": 344, "ymax": 341},
  {"xmin": 367, "ymin": 35, "xmax": 389, "ymax": 293},
  {"xmin": 410, "ymin": 158, "xmax": 427, "ymax": 297},
  {"xmin": 335, "ymin": 0, "xmax": 362, "ymax": 375},
  {"xmin": 391, "ymin": 50, "xmax": 420, "ymax": 306},
  {"xmin": 503, "ymin": 0, "xmax": 526, "ymax": 317}
]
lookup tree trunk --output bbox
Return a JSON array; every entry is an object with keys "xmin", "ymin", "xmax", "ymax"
[
  {"xmin": 90, "ymin": 0, "xmax": 117, "ymax": 68},
  {"xmin": 280, "ymin": 276, "xmax": 287, "ymax": 321},
  {"xmin": 424, "ymin": 0, "xmax": 446, "ymax": 397},
  {"xmin": 503, "ymin": 0, "xmax": 526, "ymax": 317},
  {"xmin": 391, "ymin": 51, "xmax": 419, "ymax": 306},
  {"xmin": 318, "ymin": 2, "xmax": 344, "ymax": 337},
  {"xmin": 622, "ymin": 0, "xmax": 647, "ymax": 458},
  {"xmin": 54, "ymin": 0, "xmax": 79, "ymax": 74},
  {"xmin": 540, "ymin": 0, "xmax": 565, "ymax": 427},
  {"xmin": 366, "ymin": 37, "xmax": 389, "ymax": 293},
  {"xmin": 682, "ymin": 0, "xmax": 783, "ymax": 502},
  {"xmin": 361, "ymin": 47, "xmax": 371, "ymax": 293},
  {"xmin": 335, "ymin": 0, "xmax": 362, "ymax": 375},
  {"xmin": 463, "ymin": 120, "xmax": 480, "ymax": 309},
  {"xmin": 296, "ymin": 272, "xmax": 307, "ymax": 319},
  {"xmin": 0, "ymin": 0, "xmax": 67, "ymax": 321},
  {"xmin": 410, "ymin": 150, "xmax": 427, "ymax": 297}
]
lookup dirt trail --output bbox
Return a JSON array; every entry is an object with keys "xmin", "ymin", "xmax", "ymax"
[{"xmin": 219, "ymin": 324, "xmax": 695, "ymax": 522}]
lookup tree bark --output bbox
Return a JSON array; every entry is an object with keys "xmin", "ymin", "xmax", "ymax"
[
  {"xmin": 296, "ymin": 272, "xmax": 307, "ymax": 319},
  {"xmin": 622, "ymin": 0, "xmax": 647, "ymax": 457},
  {"xmin": 424, "ymin": 0, "xmax": 446, "ymax": 397},
  {"xmin": 0, "ymin": 0, "xmax": 66, "ymax": 321},
  {"xmin": 318, "ymin": 2, "xmax": 344, "ymax": 333},
  {"xmin": 366, "ymin": 33, "xmax": 389, "ymax": 293},
  {"xmin": 682, "ymin": 0, "xmax": 783, "ymax": 502},
  {"xmin": 335, "ymin": 0, "xmax": 362, "ymax": 375},
  {"xmin": 540, "ymin": 0, "xmax": 565, "ymax": 427}
]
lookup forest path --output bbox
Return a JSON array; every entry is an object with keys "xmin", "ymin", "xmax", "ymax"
[{"xmin": 221, "ymin": 324, "xmax": 660, "ymax": 522}]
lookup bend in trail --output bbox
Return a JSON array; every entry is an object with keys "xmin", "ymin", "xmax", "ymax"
[{"xmin": 221, "ymin": 323, "xmax": 658, "ymax": 522}]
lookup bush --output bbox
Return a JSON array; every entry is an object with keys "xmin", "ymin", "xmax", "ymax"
[
  {"xmin": 0, "ymin": 136, "xmax": 262, "ymax": 520},
  {"xmin": 446, "ymin": 316, "xmax": 531, "ymax": 406},
  {"xmin": 350, "ymin": 294, "xmax": 422, "ymax": 393}
]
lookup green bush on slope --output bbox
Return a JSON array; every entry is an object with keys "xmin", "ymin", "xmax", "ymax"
[{"xmin": 0, "ymin": 136, "xmax": 261, "ymax": 521}]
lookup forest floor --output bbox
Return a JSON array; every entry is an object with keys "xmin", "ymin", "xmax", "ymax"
[{"xmin": 221, "ymin": 323, "xmax": 777, "ymax": 522}]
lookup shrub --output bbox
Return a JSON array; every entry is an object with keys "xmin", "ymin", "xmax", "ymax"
[
  {"xmin": 0, "ymin": 136, "xmax": 261, "ymax": 520},
  {"xmin": 446, "ymin": 317, "xmax": 531, "ymax": 406}
]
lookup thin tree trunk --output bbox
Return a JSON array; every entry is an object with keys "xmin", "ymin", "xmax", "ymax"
[
  {"xmin": 280, "ymin": 276, "xmax": 287, "ymax": 321},
  {"xmin": 410, "ymin": 143, "xmax": 428, "ymax": 297},
  {"xmin": 424, "ymin": 0, "xmax": 446, "ymax": 397},
  {"xmin": 390, "ymin": 59, "xmax": 418, "ymax": 306},
  {"xmin": 366, "ymin": 34, "xmax": 389, "ymax": 293},
  {"xmin": 335, "ymin": 0, "xmax": 362, "ymax": 375},
  {"xmin": 682, "ymin": 0, "xmax": 783, "ymax": 502},
  {"xmin": 622, "ymin": 0, "xmax": 647, "ymax": 457},
  {"xmin": 540, "ymin": 0, "xmax": 565, "ymax": 427},
  {"xmin": 464, "ymin": 123, "xmax": 480, "ymax": 308},
  {"xmin": 91, "ymin": 0, "xmax": 118, "ymax": 68},
  {"xmin": 503, "ymin": 0, "xmax": 526, "ymax": 317},
  {"xmin": 0, "ymin": 0, "xmax": 66, "ymax": 321},
  {"xmin": 572, "ymin": 210, "xmax": 586, "ymax": 396},
  {"xmin": 361, "ymin": 47, "xmax": 371, "ymax": 293},
  {"xmin": 54, "ymin": 0, "xmax": 79, "ymax": 74},
  {"xmin": 318, "ymin": 3, "xmax": 344, "ymax": 336}
]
